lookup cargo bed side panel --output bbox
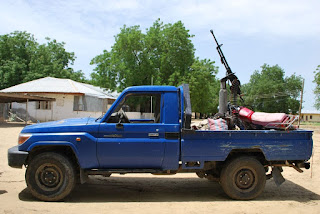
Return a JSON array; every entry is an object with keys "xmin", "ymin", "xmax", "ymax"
[{"xmin": 181, "ymin": 130, "xmax": 313, "ymax": 162}]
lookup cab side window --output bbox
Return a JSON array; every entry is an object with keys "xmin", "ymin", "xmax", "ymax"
[{"xmin": 107, "ymin": 94, "xmax": 161, "ymax": 123}]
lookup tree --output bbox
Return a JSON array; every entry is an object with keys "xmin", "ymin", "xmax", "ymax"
[
  {"xmin": 90, "ymin": 19, "xmax": 195, "ymax": 91},
  {"xmin": 0, "ymin": 31, "xmax": 36, "ymax": 89},
  {"xmin": 186, "ymin": 58, "xmax": 220, "ymax": 115},
  {"xmin": 242, "ymin": 64, "xmax": 302, "ymax": 114},
  {"xmin": 90, "ymin": 19, "xmax": 223, "ymax": 115},
  {"xmin": 27, "ymin": 38, "xmax": 80, "ymax": 81},
  {"xmin": 313, "ymin": 65, "xmax": 320, "ymax": 110},
  {"xmin": 0, "ymin": 31, "xmax": 85, "ymax": 90},
  {"xmin": 146, "ymin": 20, "xmax": 195, "ymax": 86}
]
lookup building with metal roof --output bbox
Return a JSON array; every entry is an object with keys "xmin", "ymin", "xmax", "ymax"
[{"xmin": 0, "ymin": 77, "xmax": 119, "ymax": 122}]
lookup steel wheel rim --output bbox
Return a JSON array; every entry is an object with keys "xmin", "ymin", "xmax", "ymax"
[
  {"xmin": 234, "ymin": 168, "xmax": 256, "ymax": 192},
  {"xmin": 35, "ymin": 163, "xmax": 63, "ymax": 191}
]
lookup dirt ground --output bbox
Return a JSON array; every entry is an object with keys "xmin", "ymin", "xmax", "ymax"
[{"xmin": 0, "ymin": 123, "xmax": 319, "ymax": 214}]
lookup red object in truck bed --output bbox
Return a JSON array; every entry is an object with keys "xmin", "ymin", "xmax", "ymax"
[{"xmin": 239, "ymin": 107, "xmax": 288, "ymax": 126}]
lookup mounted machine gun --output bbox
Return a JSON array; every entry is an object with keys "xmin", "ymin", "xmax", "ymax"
[{"xmin": 210, "ymin": 30, "xmax": 242, "ymax": 116}]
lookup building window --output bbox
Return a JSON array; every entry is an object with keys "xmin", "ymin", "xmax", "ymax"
[
  {"xmin": 310, "ymin": 115, "xmax": 313, "ymax": 120},
  {"xmin": 73, "ymin": 96, "xmax": 84, "ymax": 111},
  {"xmin": 36, "ymin": 101, "xmax": 51, "ymax": 110}
]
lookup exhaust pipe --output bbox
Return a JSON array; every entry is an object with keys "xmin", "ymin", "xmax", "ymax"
[{"xmin": 296, "ymin": 162, "xmax": 310, "ymax": 169}]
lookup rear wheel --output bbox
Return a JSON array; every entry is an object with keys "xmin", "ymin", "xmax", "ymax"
[
  {"xmin": 26, "ymin": 152, "xmax": 75, "ymax": 201},
  {"xmin": 220, "ymin": 156, "xmax": 266, "ymax": 200}
]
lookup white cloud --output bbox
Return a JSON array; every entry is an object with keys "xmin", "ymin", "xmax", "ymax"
[
  {"xmin": 161, "ymin": 0, "xmax": 320, "ymax": 39},
  {"xmin": 2, "ymin": 0, "xmax": 319, "ymax": 50}
]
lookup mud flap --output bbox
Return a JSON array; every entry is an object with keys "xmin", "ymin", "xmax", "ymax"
[
  {"xmin": 272, "ymin": 166, "xmax": 285, "ymax": 186},
  {"xmin": 80, "ymin": 169, "xmax": 88, "ymax": 184}
]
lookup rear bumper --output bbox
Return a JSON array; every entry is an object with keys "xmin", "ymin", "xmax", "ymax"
[{"xmin": 8, "ymin": 146, "xmax": 28, "ymax": 168}]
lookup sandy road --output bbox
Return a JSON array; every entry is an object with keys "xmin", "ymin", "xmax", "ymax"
[{"xmin": 0, "ymin": 123, "xmax": 319, "ymax": 214}]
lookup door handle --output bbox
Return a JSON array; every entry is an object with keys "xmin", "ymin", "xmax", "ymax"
[
  {"xmin": 116, "ymin": 123, "xmax": 124, "ymax": 129},
  {"xmin": 148, "ymin": 133, "xmax": 159, "ymax": 137}
]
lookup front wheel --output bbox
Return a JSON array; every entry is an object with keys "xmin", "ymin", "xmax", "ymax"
[
  {"xmin": 26, "ymin": 152, "xmax": 75, "ymax": 201},
  {"xmin": 220, "ymin": 156, "xmax": 266, "ymax": 200}
]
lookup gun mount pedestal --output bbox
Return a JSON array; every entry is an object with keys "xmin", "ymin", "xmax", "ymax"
[{"xmin": 219, "ymin": 79, "xmax": 228, "ymax": 115}]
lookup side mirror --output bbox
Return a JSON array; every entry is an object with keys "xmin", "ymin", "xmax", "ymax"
[{"xmin": 116, "ymin": 123, "xmax": 124, "ymax": 129}]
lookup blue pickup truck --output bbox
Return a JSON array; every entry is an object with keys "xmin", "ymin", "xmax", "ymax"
[{"xmin": 8, "ymin": 84, "xmax": 313, "ymax": 201}]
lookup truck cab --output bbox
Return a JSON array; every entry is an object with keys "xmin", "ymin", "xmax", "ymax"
[{"xmin": 96, "ymin": 85, "xmax": 181, "ymax": 170}]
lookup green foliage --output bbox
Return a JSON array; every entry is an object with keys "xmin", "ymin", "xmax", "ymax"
[
  {"xmin": 313, "ymin": 65, "xmax": 320, "ymax": 110},
  {"xmin": 0, "ymin": 31, "xmax": 36, "ymax": 89},
  {"xmin": 242, "ymin": 64, "xmax": 302, "ymax": 114},
  {"xmin": 90, "ymin": 19, "xmax": 220, "ymax": 114},
  {"xmin": 90, "ymin": 19, "xmax": 195, "ymax": 91},
  {"xmin": 0, "ymin": 31, "xmax": 85, "ymax": 90},
  {"xmin": 187, "ymin": 58, "xmax": 219, "ymax": 114},
  {"xmin": 300, "ymin": 121, "xmax": 320, "ymax": 126}
]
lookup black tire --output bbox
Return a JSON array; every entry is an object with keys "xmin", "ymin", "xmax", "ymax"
[
  {"xmin": 25, "ymin": 152, "xmax": 75, "ymax": 201},
  {"xmin": 220, "ymin": 156, "xmax": 266, "ymax": 200}
]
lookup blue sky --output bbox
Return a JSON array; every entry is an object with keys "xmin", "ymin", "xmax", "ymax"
[{"xmin": 1, "ymin": 0, "xmax": 319, "ymax": 112}]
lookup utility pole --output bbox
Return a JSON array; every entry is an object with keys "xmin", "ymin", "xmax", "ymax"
[
  {"xmin": 298, "ymin": 79, "xmax": 304, "ymax": 128},
  {"xmin": 25, "ymin": 99, "xmax": 29, "ymax": 125}
]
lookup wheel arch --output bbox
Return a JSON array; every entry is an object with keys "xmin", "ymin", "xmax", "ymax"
[
  {"xmin": 26, "ymin": 144, "xmax": 80, "ymax": 172},
  {"xmin": 225, "ymin": 148, "xmax": 267, "ymax": 165}
]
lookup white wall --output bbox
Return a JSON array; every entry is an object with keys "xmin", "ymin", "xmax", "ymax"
[{"xmin": 11, "ymin": 93, "xmax": 106, "ymax": 122}]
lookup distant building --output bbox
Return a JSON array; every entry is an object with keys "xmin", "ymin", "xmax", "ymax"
[
  {"xmin": 1, "ymin": 77, "xmax": 119, "ymax": 122},
  {"xmin": 301, "ymin": 113, "xmax": 320, "ymax": 122}
]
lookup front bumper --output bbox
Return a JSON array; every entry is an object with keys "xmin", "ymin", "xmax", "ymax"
[{"xmin": 8, "ymin": 146, "xmax": 28, "ymax": 168}]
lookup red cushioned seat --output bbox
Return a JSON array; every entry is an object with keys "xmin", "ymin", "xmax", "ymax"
[
  {"xmin": 251, "ymin": 112, "xmax": 288, "ymax": 126},
  {"xmin": 239, "ymin": 107, "xmax": 288, "ymax": 126}
]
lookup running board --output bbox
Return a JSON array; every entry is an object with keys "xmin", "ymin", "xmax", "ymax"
[{"xmin": 85, "ymin": 169, "xmax": 160, "ymax": 175}]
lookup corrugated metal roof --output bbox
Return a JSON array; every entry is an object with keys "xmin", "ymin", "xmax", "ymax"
[{"xmin": 1, "ymin": 77, "xmax": 119, "ymax": 99}]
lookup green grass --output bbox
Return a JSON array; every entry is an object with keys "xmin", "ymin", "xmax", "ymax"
[{"xmin": 300, "ymin": 121, "xmax": 320, "ymax": 126}]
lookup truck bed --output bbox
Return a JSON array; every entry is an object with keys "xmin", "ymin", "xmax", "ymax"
[{"xmin": 181, "ymin": 129, "xmax": 313, "ymax": 163}]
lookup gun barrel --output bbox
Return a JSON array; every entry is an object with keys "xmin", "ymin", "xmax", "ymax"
[
  {"xmin": 210, "ymin": 30, "xmax": 232, "ymax": 75},
  {"xmin": 210, "ymin": 29, "xmax": 220, "ymax": 46}
]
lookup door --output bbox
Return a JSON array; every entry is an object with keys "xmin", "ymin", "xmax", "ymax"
[{"xmin": 97, "ymin": 93, "xmax": 165, "ymax": 169}]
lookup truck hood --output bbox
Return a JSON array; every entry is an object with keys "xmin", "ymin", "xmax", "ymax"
[{"xmin": 21, "ymin": 117, "xmax": 98, "ymax": 133}]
